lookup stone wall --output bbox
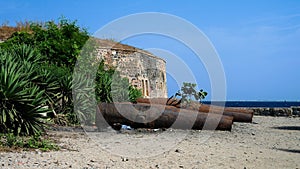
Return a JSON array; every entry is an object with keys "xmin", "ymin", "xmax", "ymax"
[{"xmin": 95, "ymin": 40, "xmax": 167, "ymax": 98}]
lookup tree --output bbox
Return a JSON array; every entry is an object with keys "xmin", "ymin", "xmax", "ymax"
[{"xmin": 1, "ymin": 17, "xmax": 89, "ymax": 70}]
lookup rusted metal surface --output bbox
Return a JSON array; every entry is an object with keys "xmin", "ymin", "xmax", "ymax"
[
  {"xmin": 97, "ymin": 102, "xmax": 233, "ymax": 131},
  {"xmin": 136, "ymin": 98, "xmax": 180, "ymax": 107},
  {"xmin": 198, "ymin": 104, "xmax": 253, "ymax": 123},
  {"xmin": 136, "ymin": 98, "xmax": 253, "ymax": 122}
]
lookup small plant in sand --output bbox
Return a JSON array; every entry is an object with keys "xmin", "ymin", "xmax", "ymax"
[
  {"xmin": 0, "ymin": 132, "xmax": 59, "ymax": 152},
  {"xmin": 168, "ymin": 82, "xmax": 208, "ymax": 107}
]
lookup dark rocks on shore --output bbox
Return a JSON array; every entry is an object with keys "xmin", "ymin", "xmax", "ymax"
[{"xmin": 250, "ymin": 107, "xmax": 300, "ymax": 117}]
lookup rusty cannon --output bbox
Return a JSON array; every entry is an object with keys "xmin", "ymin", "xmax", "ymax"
[
  {"xmin": 136, "ymin": 98, "xmax": 254, "ymax": 123},
  {"xmin": 97, "ymin": 102, "xmax": 233, "ymax": 131}
]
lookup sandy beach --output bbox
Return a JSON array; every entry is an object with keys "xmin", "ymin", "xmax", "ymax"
[{"xmin": 0, "ymin": 116, "xmax": 299, "ymax": 169}]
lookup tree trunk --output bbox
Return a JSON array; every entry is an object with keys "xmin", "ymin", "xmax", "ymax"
[
  {"xmin": 136, "ymin": 98, "xmax": 253, "ymax": 122},
  {"xmin": 97, "ymin": 102, "xmax": 233, "ymax": 131}
]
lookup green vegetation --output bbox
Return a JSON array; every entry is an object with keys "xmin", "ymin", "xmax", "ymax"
[
  {"xmin": 1, "ymin": 17, "xmax": 89, "ymax": 69},
  {"xmin": 0, "ymin": 45, "xmax": 50, "ymax": 136},
  {"xmin": 110, "ymin": 72, "xmax": 143, "ymax": 103},
  {"xmin": 0, "ymin": 17, "xmax": 142, "ymax": 150},
  {"xmin": 173, "ymin": 82, "xmax": 208, "ymax": 104},
  {"xmin": 0, "ymin": 133, "xmax": 59, "ymax": 152},
  {"xmin": 0, "ymin": 18, "xmax": 91, "ymax": 127},
  {"xmin": 129, "ymin": 85, "xmax": 143, "ymax": 103}
]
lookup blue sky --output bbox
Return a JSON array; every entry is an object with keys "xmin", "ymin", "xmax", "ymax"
[{"xmin": 1, "ymin": 0, "xmax": 300, "ymax": 101}]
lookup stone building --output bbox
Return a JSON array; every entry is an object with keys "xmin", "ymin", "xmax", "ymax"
[{"xmin": 95, "ymin": 39, "xmax": 167, "ymax": 98}]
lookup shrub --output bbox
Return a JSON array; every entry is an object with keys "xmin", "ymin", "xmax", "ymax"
[
  {"xmin": 95, "ymin": 63, "xmax": 143, "ymax": 103},
  {"xmin": 129, "ymin": 85, "xmax": 143, "ymax": 103}
]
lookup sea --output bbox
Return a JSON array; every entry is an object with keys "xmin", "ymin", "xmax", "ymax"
[{"xmin": 202, "ymin": 101, "xmax": 300, "ymax": 108}]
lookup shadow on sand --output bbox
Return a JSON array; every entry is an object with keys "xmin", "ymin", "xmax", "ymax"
[
  {"xmin": 276, "ymin": 148, "xmax": 300, "ymax": 154},
  {"xmin": 272, "ymin": 126, "xmax": 300, "ymax": 131}
]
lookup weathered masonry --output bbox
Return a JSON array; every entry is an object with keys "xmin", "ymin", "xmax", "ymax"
[{"xmin": 95, "ymin": 39, "xmax": 167, "ymax": 98}]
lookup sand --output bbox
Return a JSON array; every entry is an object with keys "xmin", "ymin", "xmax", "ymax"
[{"xmin": 0, "ymin": 116, "xmax": 299, "ymax": 169}]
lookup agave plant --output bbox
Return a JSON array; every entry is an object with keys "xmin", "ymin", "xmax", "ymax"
[
  {"xmin": 72, "ymin": 71, "xmax": 96, "ymax": 125},
  {"xmin": 0, "ymin": 46, "xmax": 50, "ymax": 136}
]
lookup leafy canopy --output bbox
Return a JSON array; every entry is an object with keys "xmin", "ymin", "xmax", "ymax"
[{"xmin": 1, "ymin": 17, "xmax": 89, "ymax": 69}]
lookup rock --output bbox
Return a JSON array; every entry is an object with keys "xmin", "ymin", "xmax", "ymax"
[
  {"xmin": 251, "ymin": 107, "xmax": 295, "ymax": 117},
  {"xmin": 121, "ymin": 157, "xmax": 128, "ymax": 162},
  {"xmin": 175, "ymin": 149, "xmax": 180, "ymax": 153}
]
